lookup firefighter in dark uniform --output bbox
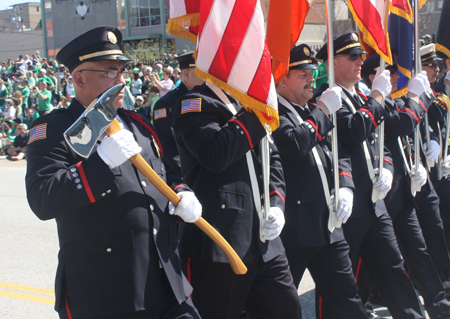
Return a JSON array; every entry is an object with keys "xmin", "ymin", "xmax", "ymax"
[
  {"xmin": 25, "ymin": 26, "xmax": 202, "ymax": 319},
  {"xmin": 172, "ymin": 82, "xmax": 302, "ymax": 319},
  {"xmin": 362, "ymin": 54, "xmax": 450, "ymax": 318},
  {"xmin": 314, "ymin": 30, "xmax": 426, "ymax": 318},
  {"xmin": 272, "ymin": 44, "xmax": 367, "ymax": 318},
  {"xmin": 412, "ymin": 44, "xmax": 450, "ymax": 295},
  {"xmin": 152, "ymin": 52, "xmax": 204, "ymax": 178},
  {"xmin": 433, "ymin": 49, "xmax": 450, "ymax": 254}
]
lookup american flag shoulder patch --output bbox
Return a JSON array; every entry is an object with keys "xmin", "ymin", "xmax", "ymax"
[
  {"xmin": 154, "ymin": 108, "xmax": 167, "ymax": 120},
  {"xmin": 28, "ymin": 123, "xmax": 47, "ymax": 144},
  {"xmin": 181, "ymin": 98, "xmax": 202, "ymax": 114}
]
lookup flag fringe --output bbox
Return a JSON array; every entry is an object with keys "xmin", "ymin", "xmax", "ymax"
[
  {"xmin": 397, "ymin": 63, "xmax": 412, "ymax": 80},
  {"xmin": 348, "ymin": 0, "xmax": 393, "ymax": 65},
  {"xmin": 390, "ymin": 3, "xmax": 413, "ymax": 24},
  {"xmin": 390, "ymin": 85, "xmax": 408, "ymax": 99},
  {"xmin": 418, "ymin": 0, "xmax": 427, "ymax": 10},
  {"xmin": 166, "ymin": 13, "xmax": 200, "ymax": 42},
  {"xmin": 436, "ymin": 43, "xmax": 450, "ymax": 60},
  {"xmin": 195, "ymin": 67, "xmax": 279, "ymax": 132}
]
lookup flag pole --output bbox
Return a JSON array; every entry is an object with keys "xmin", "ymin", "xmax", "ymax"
[
  {"xmin": 412, "ymin": 0, "xmax": 422, "ymax": 195},
  {"xmin": 325, "ymin": 0, "xmax": 339, "ymax": 218},
  {"xmin": 261, "ymin": 134, "xmax": 270, "ymax": 243}
]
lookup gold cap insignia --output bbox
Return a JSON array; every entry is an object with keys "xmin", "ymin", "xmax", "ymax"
[
  {"xmin": 107, "ymin": 31, "xmax": 117, "ymax": 44},
  {"xmin": 304, "ymin": 47, "xmax": 310, "ymax": 56},
  {"xmin": 352, "ymin": 33, "xmax": 358, "ymax": 41}
]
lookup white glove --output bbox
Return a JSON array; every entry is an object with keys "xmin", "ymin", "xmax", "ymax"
[
  {"xmin": 423, "ymin": 140, "xmax": 440, "ymax": 163},
  {"xmin": 261, "ymin": 207, "xmax": 285, "ymax": 241},
  {"xmin": 373, "ymin": 168, "xmax": 393, "ymax": 199},
  {"xmin": 97, "ymin": 130, "xmax": 142, "ymax": 169},
  {"xmin": 318, "ymin": 86, "xmax": 343, "ymax": 114},
  {"xmin": 442, "ymin": 155, "xmax": 450, "ymax": 177},
  {"xmin": 168, "ymin": 191, "xmax": 202, "ymax": 223},
  {"xmin": 336, "ymin": 187, "xmax": 354, "ymax": 223},
  {"xmin": 371, "ymin": 69, "xmax": 392, "ymax": 99},
  {"xmin": 410, "ymin": 164, "xmax": 427, "ymax": 193},
  {"xmin": 408, "ymin": 71, "xmax": 430, "ymax": 97}
]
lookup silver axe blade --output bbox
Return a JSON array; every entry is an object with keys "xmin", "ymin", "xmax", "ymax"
[{"xmin": 64, "ymin": 84, "xmax": 125, "ymax": 158}]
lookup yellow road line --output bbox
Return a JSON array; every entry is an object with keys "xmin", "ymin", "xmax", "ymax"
[
  {"xmin": 0, "ymin": 290, "xmax": 54, "ymax": 304},
  {"xmin": 0, "ymin": 282, "xmax": 54, "ymax": 296}
]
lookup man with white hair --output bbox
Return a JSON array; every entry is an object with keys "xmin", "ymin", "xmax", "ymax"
[{"xmin": 7, "ymin": 123, "xmax": 29, "ymax": 160}]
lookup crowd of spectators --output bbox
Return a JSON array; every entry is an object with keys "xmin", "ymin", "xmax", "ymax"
[{"xmin": 0, "ymin": 49, "xmax": 184, "ymax": 158}]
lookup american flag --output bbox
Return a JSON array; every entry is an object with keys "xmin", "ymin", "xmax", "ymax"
[
  {"xmin": 28, "ymin": 123, "xmax": 47, "ymax": 144},
  {"xmin": 167, "ymin": 0, "xmax": 279, "ymax": 132},
  {"xmin": 181, "ymin": 99, "xmax": 202, "ymax": 114},
  {"xmin": 349, "ymin": 0, "xmax": 392, "ymax": 65},
  {"xmin": 154, "ymin": 108, "xmax": 167, "ymax": 120}
]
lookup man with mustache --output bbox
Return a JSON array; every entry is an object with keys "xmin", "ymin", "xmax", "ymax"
[{"xmin": 272, "ymin": 44, "xmax": 367, "ymax": 318}]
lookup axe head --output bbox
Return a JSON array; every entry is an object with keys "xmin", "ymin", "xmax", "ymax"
[{"xmin": 64, "ymin": 84, "xmax": 125, "ymax": 158}]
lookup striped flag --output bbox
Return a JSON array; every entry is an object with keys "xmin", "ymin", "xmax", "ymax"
[
  {"xmin": 166, "ymin": 0, "xmax": 200, "ymax": 43},
  {"xmin": 266, "ymin": 0, "xmax": 311, "ymax": 84},
  {"xmin": 195, "ymin": 0, "xmax": 278, "ymax": 131},
  {"xmin": 348, "ymin": 0, "xmax": 392, "ymax": 65}
]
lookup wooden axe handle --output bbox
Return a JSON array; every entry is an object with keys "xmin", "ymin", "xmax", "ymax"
[{"xmin": 105, "ymin": 119, "xmax": 247, "ymax": 275}]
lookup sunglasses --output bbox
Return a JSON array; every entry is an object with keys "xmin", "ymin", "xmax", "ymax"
[
  {"xmin": 423, "ymin": 62, "xmax": 439, "ymax": 69},
  {"xmin": 348, "ymin": 53, "xmax": 363, "ymax": 61}
]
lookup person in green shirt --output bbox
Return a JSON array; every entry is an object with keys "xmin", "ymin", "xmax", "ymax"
[
  {"xmin": 26, "ymin": 71, "xmax": 36, "ymax": 88},
  {"xmin": 33, "ymin": 80, "xmax": 52, "ymax": 116},
  {"xmin": 23, "ymin": 107, "xmax": 39, "ymax": 129},
  {"xmin": 15, "ymin": 78, "xmax": 31, "ymax": 110},
  {"xmin": 0, "ymin": 79, "xmax": 9, "ymax": 112},
  {"xmin": 314, "ymin": 62, "xmax": 329, "ymax": 91}
]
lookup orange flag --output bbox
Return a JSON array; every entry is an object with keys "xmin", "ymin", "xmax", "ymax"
[{"xmin": 266, "ymin": 0, "xmax": 311, "ymax": 84}]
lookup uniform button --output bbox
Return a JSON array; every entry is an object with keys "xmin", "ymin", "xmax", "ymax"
[
  {"xmin": 150, "ymin": 204, "xmax": 154, "ymax": 211},
  {"xmin": 297, "ymin": 200, "xmax": 301, "ymax": 205},
  {"xmin": 73, "ymin": 173, "xmax": 78, "ymax": 178},
  {"xmin": 374, "ymin": 155, "xmax": 379, "ymax": 160},
  {"xmin": 106, "ymin": 190, "xmax": 111, "ymax": 193},
  {"xmin": 71, "ymin": 168, "xmax": 76, "ymax": 172},
  {"xmin": 221, "ymin": 204, "xmax": 226, "ymax": 209},
  {"xmin": 259, "ymin": 175, "xmax": 262, "ymax": 179},
  {"xmin": 106, "ymin": 248, "xmax": 112, "ymax": 253},
  {"xmin": 381, "ymin": 116, "xmax": 384, "ymax": 120},
  {"xmin": 378, "ymin": 120, "xmax": 381, "ymax": 124},
  {"xmin": 141, "ymin": 181, "xmax": 147, "ymax": 188},
  {"xmin": 153, "ymin": 228, "xmax": 157, "ymax": 235},
  {"xmin": 102, "ymin": 193, "xmax": 106, "ymax": 197},
  {"xmin": 75, "ymin": 178, "xmax": 80, "ymax": 183},
  {"xmin": 371, "ymin": 140, "xmax": 375, "ymax": 145},
  {"xmin": 77, "ymin": 184, "xmax": 83, "ymax": 190},
  {"xmin": 161, "ymin": 168, "xmax": 164, "ymax": 173},
  {"xmin": 375, "ymin": 134, "xmax": 378, "ymax": 138}
]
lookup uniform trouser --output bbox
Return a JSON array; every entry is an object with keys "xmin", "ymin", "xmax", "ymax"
[
  {"xmin": 434, "ymin": 176, "xmax": 450, "ymax": 265},
  {"xmin": 182, "ymin": 252, "xmax": 302, "ymax": 319},
  {"xmin": 343, "ymin": 213, "xmax": 426, "ymax": 319},
  {"xmin": 391, "ymin": 206, "xmax": 450, "ymax": 317},
  {"xmin": 415, "ymin": 179, "xmax": 450, "ymax": 293},
  {"xmin": 285, "ymin": 240, "xmax": 367, "ymax": 319},
  {"xmin": 59, "ymin": 277, "xmax": 201, "ymax": 319}
]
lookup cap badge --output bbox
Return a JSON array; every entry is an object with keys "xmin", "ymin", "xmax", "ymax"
[
  {"xmin": 107, "ymin": 31, "xmax": 117, "ymax": 44},
  {"xmin": 304, "ymin": 47, "xmax": 310, "ymax": 56},
  {"xmin": 352, "ymin": 33, "xmax": 358, "ymax": 41}
]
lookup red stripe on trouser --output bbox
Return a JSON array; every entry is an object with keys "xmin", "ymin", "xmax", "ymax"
[
  {"xmin": 319, "ymin": 295, "xmax": 323, "ymax": 319},
  {"xmin": 66, "ymin": 291, "xmax": 72, "ymax": 319},
  {"xmin": 354, "ymin": 257, "xmax": 363, "ymax": 283},
  {"xmin": 187, "ymin": 258, "xmax": 193, "ymax": 300}
]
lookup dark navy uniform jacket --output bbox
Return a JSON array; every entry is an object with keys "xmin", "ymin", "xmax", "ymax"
[
  {"xmin": 153, "ymin": 82, "xmax": 189, "ymax": 178},
  {"xmin": 314, "ymin": 85, "xmax": 394, "ymax": 218},
  {"xmin": 272, "ymin": 97, "xmax": 354, "ymax": 247},
  {"xmin": 383, "ymin": 97, "xmax": 425, "ymax": 215},
  {"xmin": 172, "ymin": 83, "xmax": 286, "ymax": 264},
  {"xmin": 26, "ymin": 99, "xmax": 192, "ymax": 317}
]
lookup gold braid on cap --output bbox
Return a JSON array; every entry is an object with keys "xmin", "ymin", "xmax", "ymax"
[
  {"xmin": 336, "ymin": 43, "xmax": 360, "ymax": 54},
  {"xmin": 79, "ymin": 50, "xmax": 123, "ymax": 61},
  {"xmin": 289, "ymin": 60, "xmax": 313, "ymax": 67}
]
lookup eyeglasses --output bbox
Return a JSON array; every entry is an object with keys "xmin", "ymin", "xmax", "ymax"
[
  {"xmin": 422, "ymin": 63, "xmax": 439, "ymax": 69},
  {"xmin": 78, "ymin": 69, "xmax": 129, "ymax": 79}
]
